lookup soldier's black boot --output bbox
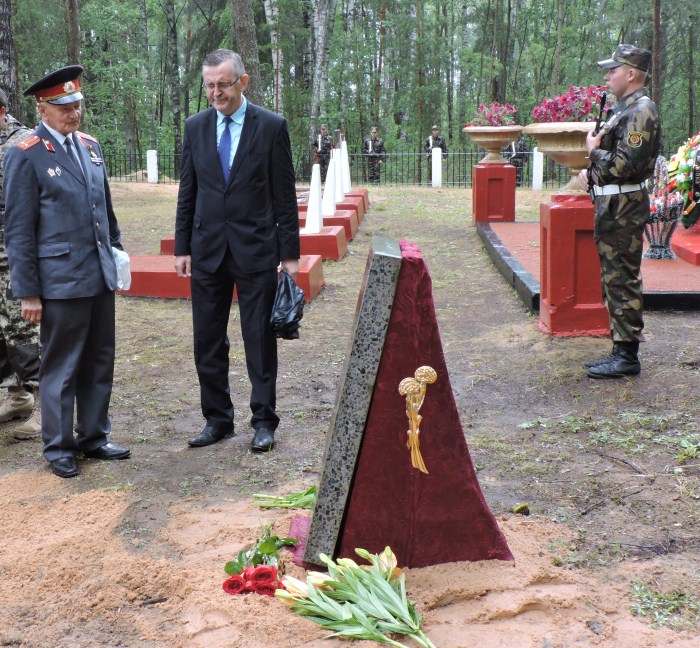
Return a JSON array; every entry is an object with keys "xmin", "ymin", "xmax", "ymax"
[
  {"xmin": 583, "ymin": 347, "xmax": 617, "ymax": 369},
  {"xmin": 587, "ymin": 342, "xmax": 640, "ymax": 379}
]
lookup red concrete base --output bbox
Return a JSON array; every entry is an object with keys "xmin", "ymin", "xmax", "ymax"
[
  {"xmin": 540, "ymin": 194, "xmax": 609, "ymax": 337},
  {"xmin": 120, "ymin": 254, "xmax": 325, "ymax": 302},
  {"xmin": 300, "ymin": 225, "xmax": 347, "ymax": 260},
  {"xmin": 346, "ymin": 188, "xmax": 369, "ymax": 212},
  {"xmin": 671, "ymin": 224, "xmax": 700, "ymax": 265},
  {"xmin": 472, "ymin": 162, "xmax": 516, "ymax": 223},
  {"xmin": 160, "ymin": 236, "xmax": 175, "ymax": 255},
  {"xmin": 299, "ymin": 194, "xmax": 365, "ymax": 223},
  {"xmin": 299, "ymin": 209, "xmax": 358, "ymax": 242}
]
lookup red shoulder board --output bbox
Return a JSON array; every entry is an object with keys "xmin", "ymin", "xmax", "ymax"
[
  {"xmin": 17, "ymin": 134, "xmax": 41, "ymax": 150},
  {"xmin": 76, "ymin": 131, "xmax": 98, "ymax": 143}
]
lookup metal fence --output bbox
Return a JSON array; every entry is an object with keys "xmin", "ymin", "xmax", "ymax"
[{"xmin": 104, "ymin": 148, "xmax": 571, "ymax": 189}]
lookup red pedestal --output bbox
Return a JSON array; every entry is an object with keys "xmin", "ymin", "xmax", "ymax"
[
  {"xmin": 300, "ymin": 225, "xmax": 348, "ymax": 260},
  {"xmin": 346, "ymin": 188, "xmax": 370, "ymax": 212},
  {"xmin": 335, "ymin": 241, "xmax": 512, "ymax": 567},
  {"xmin": 120, "ymin": 254, "xmax": 324, "ymax": 302},
  {"xmin": 472, "ymin": 162, "xmax": 516, "ymax": 223},
  {"xmin": 299, "ymin": 209, "xmax": 358, "ymax": 241},
  {"xmin": 539, "ymin": 194, "xmax": 609, "ymax": 336},
  {"xmin": 671, "ymin": 224, "xmax": 700, "ymax": 265}
]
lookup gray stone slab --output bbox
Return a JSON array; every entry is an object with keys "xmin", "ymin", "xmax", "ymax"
[{"xmin": 303, "ymin": 235, "xmax": 402, "ymax": 565}]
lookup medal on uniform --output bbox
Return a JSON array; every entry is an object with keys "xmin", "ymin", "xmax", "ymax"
[{"xmin": 48, "ymin": 168, "xmax": 56, "ymax": 177}]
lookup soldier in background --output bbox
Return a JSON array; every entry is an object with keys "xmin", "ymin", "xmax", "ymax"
[
  {"xmin": 0, "ymin": 89, "xmax": 41, "ymax": 440},
  {"xmin": 578, "ymin": 45, "xmax": 660, "ymax": 379},
  {"xmin": 313, "ymin": 124, "xmax": 334, "ymax": 181},
  {"xmin": 363, "ymin": 127, "xmax": 386, "ymax": 184},
  {"xmin": 424, "ymin": 124, "xmax": 448, "ymax": 182}
]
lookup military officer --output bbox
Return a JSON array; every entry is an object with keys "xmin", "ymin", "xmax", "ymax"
[
  {"xmin": 424, "ymin": 124, "xmax": 448, "ymax": 182},
  {"xmin": 363, "ymin": 127, "xmax": 386, "ymax": 184},
  {"xmin": 3, "ymin": 66, "xmax": 131, "ymax": 477},
  {"xmin": 0, "ymin": 88, "xmax": 41, "ymax": 440},
  {"xmin": 578, "ymin": 45, "xmax": 660, "ymax": 379},
  {"xmin": 313, "ymin": 124, "xmax": 334, "ymax": 181}
]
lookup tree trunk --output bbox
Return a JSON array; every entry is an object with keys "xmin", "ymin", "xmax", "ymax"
[
  {"xmin": 64, "ymin": 0, "xmax": 81, "ymax": 65},
  {"xmin": 262, "ymin": 0, "xmax": 284, "ymax": 114},
  {"xmin": 0, "ymin": 0, "xmax": 18, "ymax": 113},
  {"xmin": 164, "ymin": 0, "xmax": 182, "ymax": 170},
  {"xmin": 687, "ymin": 7, "xmax": 695, "ymax": 136},
  {"xmin": 231, "ymin": 0, "xmax": 263, "ymax": 107},
  {"xmin": 373, "ymin": 2, "xmax": 386, "ymax": 125},
  {"xmin": 138, "ymin": 0, "xmax": 157, "ymax": 149},
  {"xmin": 652, "ymin": 0, "xmax": 661, "ymax": 107},
  {"xmin": 307, "ymin": 0, "xmax": 338, "ymax": 147},
  {"xmin": 550, "ymin": 0, "xmax": 564, "ymax": 95}
]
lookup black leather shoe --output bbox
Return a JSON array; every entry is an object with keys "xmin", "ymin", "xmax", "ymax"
[
  {"xmin": 84, "ymin": 443, "xmax": 131, "ymax": 460},
  {"xmin": 188, "ymin": 425, "xmax": 234, "ymax": 448},
  {"xmin": 50, "ymin": 457, "xmax": 79, "ymax": 478},
  {"xmin": 587, "ymin": 344, "xmax": 641, "ymax": 379},
  {"xmin": 251, "ymin": 428, "xmax": 275, "ymax": 453}
]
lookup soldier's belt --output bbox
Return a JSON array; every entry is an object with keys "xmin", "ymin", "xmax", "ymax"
[{"xmin": 592, "ymin": 182, "xmax": 645, "ymax": 197}]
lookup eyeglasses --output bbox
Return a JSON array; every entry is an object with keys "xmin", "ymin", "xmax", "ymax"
[{"xmin": 204, "ymin": 78, "xmax": 240, "ymax": 91}]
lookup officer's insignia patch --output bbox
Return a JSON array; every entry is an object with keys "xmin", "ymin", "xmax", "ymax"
[
  {"xmin": 43, "ymin": 139, "xmax": 55, "ymax": 152},
  {"xmin": 55, "ymin": 167, "xmax": 61, "ymax": 176},
  {"xmin": 627, "ymin": 132, "xmax": 643, "ymax": 148},
  {"xmin": 48, "ymin": 168, "xmax": 56, "ymax": 177},
  {"xmin": 17, "ymin": 135, "xmax": 40, "ymax": 150}
]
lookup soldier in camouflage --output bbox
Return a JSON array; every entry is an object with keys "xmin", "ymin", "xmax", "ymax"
[
  {"xmin": 313, "ymin": 124, "xmax": 334, "ymax": 181},
  {"xmin": 0, "ymin": 89, "xmax": 41, "ymax": 437},
  {"xmin": 578, "ymin": 45, "xmax": 660, "ymax": 379}
]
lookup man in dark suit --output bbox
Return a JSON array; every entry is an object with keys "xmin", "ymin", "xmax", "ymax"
[
  {"xmin": 175, "ymin": 49, "xmax": 300, "ymax": 453},
  {"xmin": 3, "ymin": 66, "xmax": 130, "ymax": 478}
]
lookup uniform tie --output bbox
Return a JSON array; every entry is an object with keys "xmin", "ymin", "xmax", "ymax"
[
  {"xmin": 65, "ymin": 136, "xmax": 84, "ymax": 179},
  {"xmin": 219, "ymin": 116, "xmax": 232, "ymax": 181}
]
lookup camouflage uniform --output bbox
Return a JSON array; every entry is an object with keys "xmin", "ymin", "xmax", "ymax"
[
  {"xmin": 0, "ymin": 114, "xmax": 40, "ymax": 389},
  {"xmin": 313, "ymin": 130, "xmax": 334, "ymax": 181},
  {"xmin": 363, "ymin": 133, "xmax": 386, "ymax": 184},
  {"xmin": 588, "ymin": 88, "xmax": 660, "ymax": 342}
]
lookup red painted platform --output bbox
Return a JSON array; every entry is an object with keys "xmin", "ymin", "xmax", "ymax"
[
  {"xmin": 490, "ymin": 222, "xmax": 700, "ymax": 292},
  {"xmin": 299, "ymin": 209, "xmax": 358, "ymax": 242},
  {"xmin": 300, "ymin": 225, "xmax": 347, "ymax": 260},
  {"xmin": 120, "ymin": 254, "xmax": 325, "ymax": 302},
  {"xmin": 671, "ymin": 224, "xmax": 700, "ymax": 265}
]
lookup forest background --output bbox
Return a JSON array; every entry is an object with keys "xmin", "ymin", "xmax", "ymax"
[{"xmin": 0, "ymin": 0, "xmax": 694, "ymax": 169}]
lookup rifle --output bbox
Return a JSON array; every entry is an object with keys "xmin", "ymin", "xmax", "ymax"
[
  {"xmin": 593, "ymin": 92, "xmax": 607, "ymax": 136},
  {"xmin": 588, "ymin": 92, "xmax": 607, "ymax": 198}
]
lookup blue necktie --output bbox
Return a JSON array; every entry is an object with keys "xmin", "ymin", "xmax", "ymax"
[
  {"xmin": 219, "ymin": 116, "xmax": 232, "ymax": 181},
  {"xmin": 65, "ymin": 136, "xmax": 84, "ymax": 179}
]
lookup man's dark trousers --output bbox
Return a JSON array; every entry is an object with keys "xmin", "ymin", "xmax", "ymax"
[{"xmin": 191, "ymin": 246, "xmax": 279, "ymax": 433}]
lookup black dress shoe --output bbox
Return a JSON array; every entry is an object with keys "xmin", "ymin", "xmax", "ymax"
[
  {"xmin": 50, "ymin": 457, "xmax": 79, "ymax": 478},
  {"xmin": 251, "ymin": 428, "xmax": 275, "ymax": 453},
  {"xmin": 188, "ymin": 425, "xmax": 234, "ymax": 448},
  {"xmin": 84, "ymin": 443, "xmax": 131, "ymax": 460}
]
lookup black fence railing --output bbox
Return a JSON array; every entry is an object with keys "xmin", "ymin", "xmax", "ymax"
[{"xmin": 104, "ymin": 148, "xmax": 571, "ymax": 189}]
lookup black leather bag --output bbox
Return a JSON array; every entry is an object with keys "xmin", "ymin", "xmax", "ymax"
[{"xmin": 269, "ymin": 270, "xmax": 305, "ymax": 340}]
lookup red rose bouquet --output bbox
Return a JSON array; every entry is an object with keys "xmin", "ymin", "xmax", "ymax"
[{"xmin": 222, "ymin": 525, "xmax": 298, "ymax": 597}]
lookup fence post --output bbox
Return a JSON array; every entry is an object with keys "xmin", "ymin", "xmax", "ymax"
[
  {"xmin": 147, "ymin": 150, "xmax": 159, "ymax": 184},
  {"xmin": 532, "ymin": 147, "xmax": 543, "ymax": 191}
]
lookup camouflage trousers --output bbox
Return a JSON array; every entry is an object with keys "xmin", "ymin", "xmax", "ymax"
[
  {"xmin": 593, "ymin": 193, "xmax": 647, "ymax": 343},
  {"xmin": 0, "ymin": 239, "xmax": 41, "ymax": 389}
]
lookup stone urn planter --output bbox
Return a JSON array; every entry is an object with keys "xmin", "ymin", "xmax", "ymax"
[
  {"xmin": 522, "ymin": 122, "xmax": 592, "ymax": 193},
  {"xmin": 462, "ymin": 125, "xmax": 524, "ymax": 164}
]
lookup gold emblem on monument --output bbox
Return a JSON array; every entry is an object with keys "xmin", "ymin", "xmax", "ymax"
[{"xmin": 398, "ymin": 366, "xmax": 437, "ymax": 474}]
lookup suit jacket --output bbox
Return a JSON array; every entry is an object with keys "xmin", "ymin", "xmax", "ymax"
[
  {"xmin": 175, "ymin": 103, "xmax": 300, "ymax": 274},
  {"xmin": 3, "ymin": 123, "xmax": 121, "ymax": 299}
]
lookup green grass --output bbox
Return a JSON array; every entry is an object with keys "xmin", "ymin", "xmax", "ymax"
[{"xmin": 630, "ymin": 581, "xmax": 700, "ymax": 631}]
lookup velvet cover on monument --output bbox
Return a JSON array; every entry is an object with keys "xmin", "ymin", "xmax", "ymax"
[{"xmin": 336, "ymin": 240, "xmax": 513, "ymax": 567}]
